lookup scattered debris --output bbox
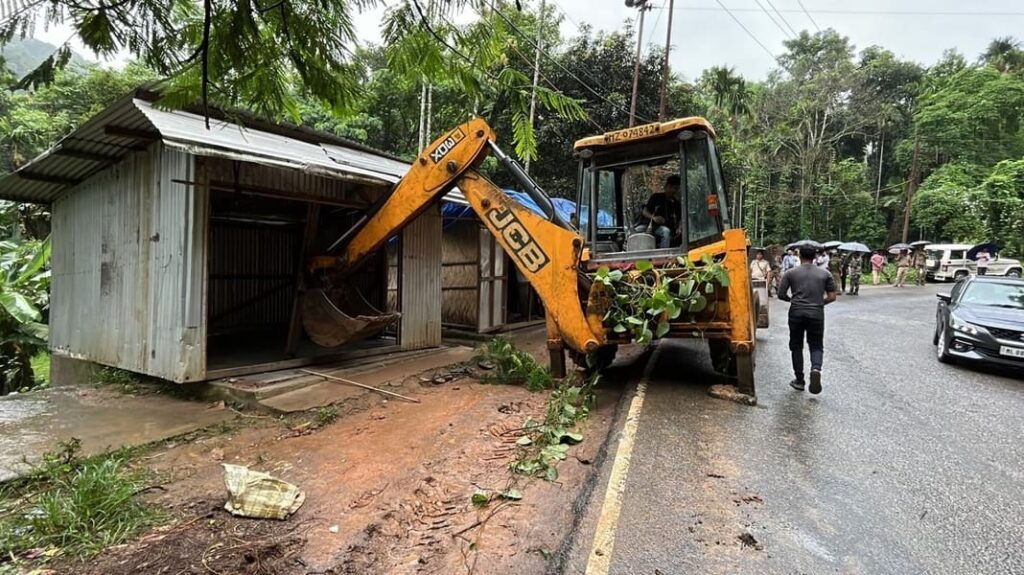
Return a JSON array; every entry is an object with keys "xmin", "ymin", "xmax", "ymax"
[
  {"xmin": 300, "ymin": 369, "xmax": 421, "ymax": 403},
  {"xmin": 222, "ymin": 464, "xmax": 305, "ymax": 520},
  {"xmin": 477, "ymin": 360, "xmax": 496, "ymax": 370},
  {"xmin": 707, "ymin": 383, "xmax": 757, "ymax": 406},
  {"xmin": 706, "ymin": 472, "xmax": 726, "ymax": 479},
  {"xmin": 329, "ymin": 525, "xmax": 339, "ymax": 534},
  {"xmin": 733, "ymin": 494, "xmax": 764, "ymax": 505},
  {"xmin": 737, "ymin": 532, "xmax": 764, "ymax": 550},
  {"xmin": 210, "ymin": 448, "xmax": 225, "ymax": 462}
]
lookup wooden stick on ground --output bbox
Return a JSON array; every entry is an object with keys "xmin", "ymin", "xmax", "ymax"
[{"xmin": 299, "ymin": 369, "xmax": 421, "ymax": 403}]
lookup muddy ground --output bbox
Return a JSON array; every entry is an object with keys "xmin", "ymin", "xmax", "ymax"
[{"xmin": 52, "ymin": 353, "xmax": 623, "ymax": 575}]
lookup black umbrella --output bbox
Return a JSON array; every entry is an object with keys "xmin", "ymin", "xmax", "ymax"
[{"xmin": 966, "ymin": 243, "xmax": 999, "ymax": 261}]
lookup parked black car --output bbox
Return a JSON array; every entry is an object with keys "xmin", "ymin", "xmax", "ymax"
[{"xmin": 934, "ymin": 276, "xmax": 1024, "ymax": 367}]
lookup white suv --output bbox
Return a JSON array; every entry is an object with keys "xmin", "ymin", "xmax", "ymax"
[{"xmin": 926, "ymin": 243, "xmax": 1023, "ymax": 282}]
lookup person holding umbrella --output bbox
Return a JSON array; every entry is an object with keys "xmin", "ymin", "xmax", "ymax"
[
  {"xmin": 894, "ymin": 249, "xmax": 911, "ymax": 287},
  {"xmin": 976, "ymin": 248, "xmax": 991, "ymax": 276},
  {"xmin": 913, "ymin": 248, "xmax": 928, "ymax": 285},
  {"xmin": 839, "ymin": 242, "xmax": 870, "ymax": 294}
]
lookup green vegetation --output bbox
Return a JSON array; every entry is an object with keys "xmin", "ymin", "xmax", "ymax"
[
  {"xmin": 315, "ymin": 405, "xmax": 340, "ymax": 427},
  {"xmin": 0, "ymin": 238, "xmax": 51, "ymax": 395},
  {"xmin": 474, "ymin": 336, "xmax": 554, "ymax": 391},
  {"xmin": 509, "ymin": 376, "xmax": 595, "ymax": 482},
  {"xmin": 0, "ymin": 439, "xmax": 158, "ymax": 560},
  {"xmin": 594, "ymin": 257, "xmax": 731, "ymax": 346}
]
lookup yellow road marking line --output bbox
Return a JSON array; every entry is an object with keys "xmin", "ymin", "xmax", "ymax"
[{"xmin": 585, "ymin": 345, "xmax": 660, "ymax": 575}]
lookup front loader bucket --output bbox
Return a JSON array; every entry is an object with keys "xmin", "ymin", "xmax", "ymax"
[{"xmin": 301, "ymin": 287, "xmax": 401, "ymax": 348}]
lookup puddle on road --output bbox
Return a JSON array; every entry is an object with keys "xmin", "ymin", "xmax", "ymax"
[{"xmin": 0, "ymin": 387, "xmax": 232, "ymax": 482}]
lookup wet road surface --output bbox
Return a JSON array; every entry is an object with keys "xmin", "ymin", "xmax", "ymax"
[{"xmin": 567, "ymin": 284, "xmax": 1023, "ymax": 574}]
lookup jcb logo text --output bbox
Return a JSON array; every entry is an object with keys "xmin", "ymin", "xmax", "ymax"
[
  {"xmin": 429, "ymin": 128, "xmax": 466, "ymax": 163},
  {"xmin": 486, "ymin": 207, "xmax": 550, "ymax": 273}
]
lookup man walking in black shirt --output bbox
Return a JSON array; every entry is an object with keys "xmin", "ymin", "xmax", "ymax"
[{"xmin": 778, "ymin": 245, "xmax": 838, "ymax": 394}]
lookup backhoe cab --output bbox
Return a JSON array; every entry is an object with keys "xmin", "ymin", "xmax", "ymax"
[{"xmin": 573, "ymin": 119, "xmax": 762, "ymax": 396}]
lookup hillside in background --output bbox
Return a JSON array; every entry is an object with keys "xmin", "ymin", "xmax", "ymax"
[{"xmin": 1, "ymin": 37, "xmax": 90, "ymax": 78}]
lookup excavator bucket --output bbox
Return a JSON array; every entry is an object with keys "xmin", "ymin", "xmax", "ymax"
[{"xmin": 301, "ymin": 287, "xmax": 400, "ymax": 348}]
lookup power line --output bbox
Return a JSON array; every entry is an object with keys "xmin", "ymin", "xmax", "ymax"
[
  {"xmin": 795, "ymin": 0, "xmax": 821, "ymax": 32},
  {"xmin": 481, "ymin": 0, "xmax": 655, "ymax": 124},
  {"xmin": 752, "ymin": 0, "xmax": 793, "ymax": 39},
  {"xmin": 764, "ymin": 0, "xmax": 799, "ymax": 36},
  {"xmin": 711, "ymin": 0, "xmax": 779, "ymax": 64}
]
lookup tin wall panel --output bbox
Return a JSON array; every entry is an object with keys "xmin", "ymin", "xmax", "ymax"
[
  {"xmin": 50, "ymin": 144, "xmax": 205, "ymax": 383},
  {"xmin": 399, "ymin": 204, "xmax": 442, "ymax": 349}
]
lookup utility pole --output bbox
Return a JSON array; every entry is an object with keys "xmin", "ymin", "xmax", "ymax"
[
  {"xmin": 525, "ymin": 0, "xmax": 546, "ymax": 175},
  {"xmin": 901, "ymin": 134, "xmax": 921, "ymax": 243},
  {"xmin": 875, "ymin": 124, "xmax": 885, "ymax": 205},
  {"xmin": 627, "ymin": 0, "xmax": 650, "ymax": 127},
  {"xmin": 658, "ymin": 0, "xmax": 675, "ymax": 121}
]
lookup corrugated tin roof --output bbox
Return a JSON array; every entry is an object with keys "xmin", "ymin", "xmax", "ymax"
[{"xmin": 0, "ymin": 91, "xmax": 467, "ymax": 205}]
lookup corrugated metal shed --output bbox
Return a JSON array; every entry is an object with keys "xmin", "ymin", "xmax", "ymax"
[
  {"xmin": 0, "ymin": 90, "xmax": 467, "ymax": 205},
  {"xmin": 50, "ymin": 144, "xmax": 207, "ymax": 382}
]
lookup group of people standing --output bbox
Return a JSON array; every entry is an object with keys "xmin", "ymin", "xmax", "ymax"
[{"xmin": 774, "ymin": 247, "xmax": 863, "ymax": 296}]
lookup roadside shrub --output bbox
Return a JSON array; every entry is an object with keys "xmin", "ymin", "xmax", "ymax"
[{"xmin": 0, "ymin": 238, "xmax": 51, "ymax": 395}]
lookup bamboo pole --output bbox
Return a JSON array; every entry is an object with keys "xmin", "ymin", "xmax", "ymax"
[{"xmin": 299, "ymin": 369, "xmax": 421, "ymax": 403}]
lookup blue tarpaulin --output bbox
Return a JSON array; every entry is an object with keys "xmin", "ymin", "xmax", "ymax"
[{"xmin": 442, "ymin": 189, "xmax": 613, "ymax": 227}]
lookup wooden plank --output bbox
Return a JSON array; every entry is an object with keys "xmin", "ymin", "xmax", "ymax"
[{"xmin": 285, "ymin": 203, "xmax": 320, "ymax": 355}]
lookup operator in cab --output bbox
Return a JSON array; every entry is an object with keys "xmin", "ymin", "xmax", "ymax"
[{"xmin": 633, "ymin": 174, "xmax": 681, "ymax": 248}]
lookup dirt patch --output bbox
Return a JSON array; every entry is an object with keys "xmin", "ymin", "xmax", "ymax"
[{"xmin": 52, "ymin": 374, "xmax": 620, "ymax": 575}]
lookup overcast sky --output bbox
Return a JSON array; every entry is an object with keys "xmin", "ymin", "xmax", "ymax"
[{"xmin": 35, "ymin": 0, "xmax": 1024, "ymax": 82}]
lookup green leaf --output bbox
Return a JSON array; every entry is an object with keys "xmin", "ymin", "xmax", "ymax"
[
  {"xmin": 560, "ymin": 431, "xmax": 584, "ymax": 444},
  {"xmin": 15, "ymin": 237, "xmax": 51, "ymax": 286},
  {"xmin": 635, "ymin": 260, "xmax": 653, "ymax": 272},
  {"xmin": 689, "ymin": 295, "xmax": 707, "ymax": 313},
  {"xmin": 499, "ymin": 489, "xmax": 523, "ymax": 501},
  {"xmin": 472, "ymin": 490, "xmax": 489, "ymax": 507},
  {"xmin": 0, "ymin": 291, "xmax": 41, "ymax": 324},
  {"xmin": 655, "ymin": 321, "xmax": 671, "ymax": 338},
  {"xmin": 18, "ymin": 322, "xmax": 48, "ymax": 341},
  {"xmin": 545, "ymin": 466, "xmax": 559, "ymax": 482},
  {"xmin": 613, "ymin": 323, "xmax": 627, "ymax": 333},
  {"xmin": 608, "ymin": 270, "xmax": 624, "ymax": 282},
  {"xmin": 625, "ymin": 316, "xmax": 644, "ymax": 326},
  {"xmin": 562, "ymin": 404, "xmax": 577, "ymax": 417},
  {"xmin": 516, "ymin": 435, "xmax": 533, "ymax": 446},
  {"xmin": 705, "ymin": 282, "xmax": 716, "ymax": 294}
]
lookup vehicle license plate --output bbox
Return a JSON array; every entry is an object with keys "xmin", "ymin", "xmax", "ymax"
[{"xmin": 999, "ymin": 345, "xmax": 1024, "ymax": 359}]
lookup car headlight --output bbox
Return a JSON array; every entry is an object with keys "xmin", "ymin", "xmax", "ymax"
[{"xmin": 950, "ymin": 314, "xmax": 982, "ymax": 335}]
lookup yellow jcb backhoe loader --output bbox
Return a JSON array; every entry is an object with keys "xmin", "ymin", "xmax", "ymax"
[{"xmin": 309, "ymin": 117, "xmax": 765, "ymax": 399}]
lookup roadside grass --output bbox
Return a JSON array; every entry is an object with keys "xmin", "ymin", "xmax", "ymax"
[{"xmin": 0, "ymin": 439, "xmax": 159, "ymax": 561}]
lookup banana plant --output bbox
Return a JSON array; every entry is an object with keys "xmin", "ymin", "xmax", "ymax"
[{"xmin": 0, "ymin": 237, "xmax": 51, "ymax": 394}]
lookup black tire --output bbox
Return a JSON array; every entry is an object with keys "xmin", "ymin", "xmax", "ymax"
[
  {"xmin": 936, "ymin": 325, "xmax": 952, "ymax": 364},
  {"xmin": 1007, "ymin": 268, "xmax": 1022, "ymax": 278},
  {"xmin": 932, "ymin": 322, "xmax": 939, "ymax": 345}
]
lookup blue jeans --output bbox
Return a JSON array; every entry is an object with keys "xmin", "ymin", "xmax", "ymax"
[{"xmin": 634, "ymin": 224, "xmax": 671, "ymax": 248}]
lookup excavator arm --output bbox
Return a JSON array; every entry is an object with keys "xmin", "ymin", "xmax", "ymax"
[{"xmin": 312, "ymin": 118, "xmax": 606, "ymax": 356}]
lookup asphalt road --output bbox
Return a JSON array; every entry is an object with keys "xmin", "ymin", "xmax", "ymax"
[{"xmin": 566, "ymin": 283, "xmax": 1024, "ymax": 575}]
